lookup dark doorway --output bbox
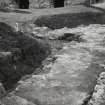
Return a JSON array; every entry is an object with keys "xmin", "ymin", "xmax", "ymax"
[
  {"xmin": 96, "ymin": 0, "xmax": 100, "ymax": 3},
  {"xmin": 54, "ymin": 0, "xmax": 65, "ymax": 8},
  {"xmin": 18, "ymin": 0, "xmax": 29, "ymax": 9}
]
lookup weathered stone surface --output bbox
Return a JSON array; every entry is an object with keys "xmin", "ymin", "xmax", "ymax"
[
  {"xmin": 0, "ymin": 0, "xmax": 11, "ymax": 9},
  {"xmin": 88, "ymin": 72, "xmax": 105, "ymax": 105},
  {"xmin": 65, "ymin": 0, "xmax": 90, "ymax": 6},
  {"xmin": 1, "ymin": 95, "xmax": 35, "ymax": 105},
  {"xmin": 2, "ymin": 24, "xmax": 105, "ymax": 105},
  {"xmin": 46, "ymin": 27, "xmax": 83, "ymax": 40},
  {"xmin": 30, "ymin": 0, "xmax": 50, "ymax": 8}
]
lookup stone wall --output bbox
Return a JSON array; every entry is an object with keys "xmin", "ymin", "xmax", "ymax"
[
  {"xmin": 29, "ymin": 0, "xmax": 105, "ymax": 8},
  {"xmin": 29, "ymin": 0, "xmax": 90, "ymax": 8},
  {"xmin": 65, "ymin": 0, "xmax": 90, "ymax": 6},
  {"xmin": 29, "ymin": 0, "xmax": 51, "ymax": 8},
  {"xmin": 0, "ymin": 0, "xmax": 105, "ymax": 9}
]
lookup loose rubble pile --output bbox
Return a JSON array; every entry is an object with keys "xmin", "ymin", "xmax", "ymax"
[{"xmin": 1, "ymin": 23, "xmax": 105, "ymax": 105}]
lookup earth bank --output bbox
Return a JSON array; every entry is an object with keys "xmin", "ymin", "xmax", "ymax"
[{"xmin": 0, "ymin": 22, "xmax": 50, "ymax": 90}]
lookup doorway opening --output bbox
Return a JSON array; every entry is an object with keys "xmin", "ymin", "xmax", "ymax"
[
  {"xmin": 90, "ymin": 0, "xmax": 102, "ymax": 4},
  {"xmin": 95, "ymin": 0, "xmax": 100, "ymax": 3},
  {"xmin": 17, "ymin": 0, "xmax": 29, "ymax": 9},
  {"xmin": 53, "ymin": 0, "xmax": 65, "ymax": 8}
]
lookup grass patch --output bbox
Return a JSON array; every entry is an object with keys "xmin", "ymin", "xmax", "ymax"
[{"xmin": 35, "ymin": 12, "xmax": 105, "ymax": 29}]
